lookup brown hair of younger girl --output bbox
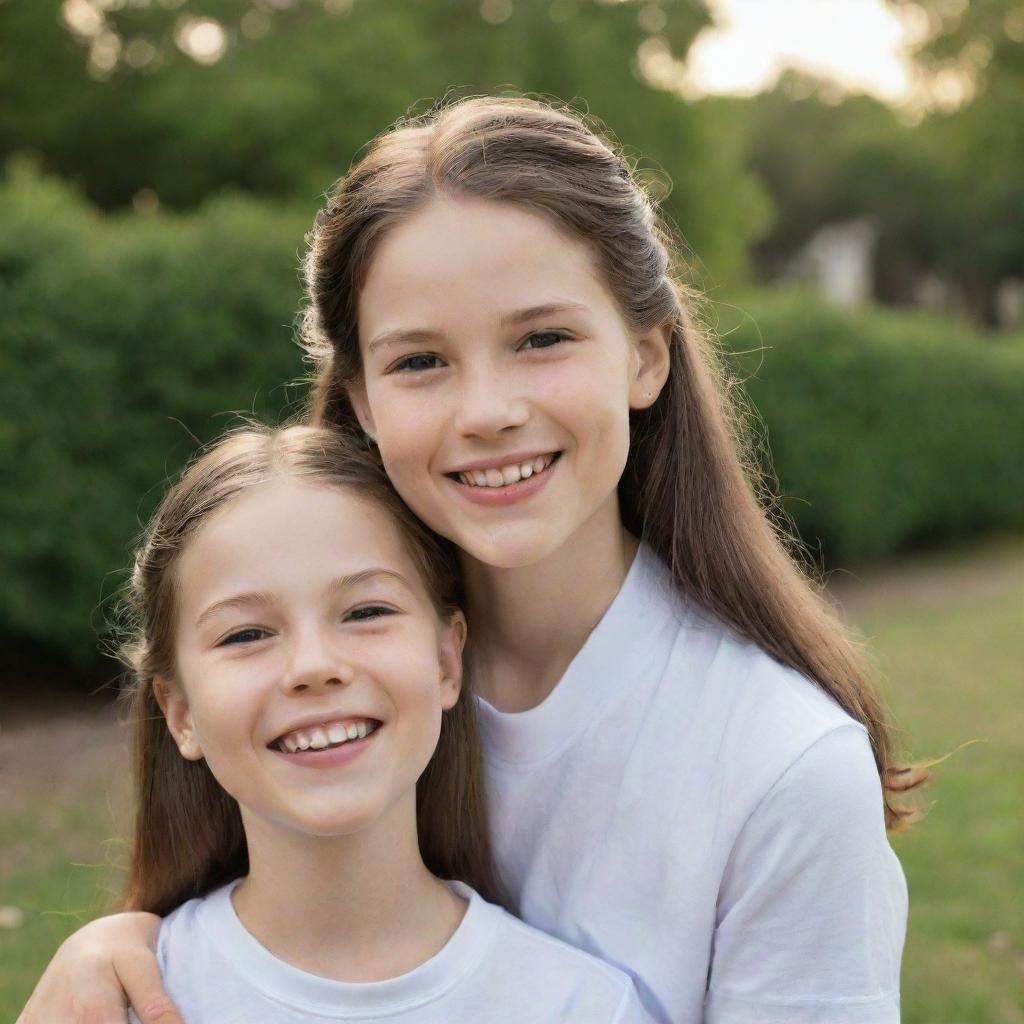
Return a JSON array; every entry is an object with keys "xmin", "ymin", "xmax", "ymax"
[
  {"xmin": 118, "ymin": 424, "xmax": 506, "ymax": 916},
  {"xmin": 300, "ymin": 93, "xmax": 930, "ymax": 832}
]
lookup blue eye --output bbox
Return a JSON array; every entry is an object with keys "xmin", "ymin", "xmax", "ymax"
[
  {"xmin": 392, "ymin": 354, "xmax": 443, "ymax": 373},
  {"xmin": 520, "ymin": 331, "xmax": 569, "ymax": 350},
  {"xmin": 347, "ymin": 605, "xmax": 396, "ymax": 622},
  {"xmin": 218, "ymin": 627, "xmax": 269, "ymax": 647}
]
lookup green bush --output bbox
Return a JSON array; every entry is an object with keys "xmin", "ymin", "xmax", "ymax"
[
  {"xmin": 718, "ymin": 289, "xmax": 1024, "ymax": 565},
  {"xmin": 3, "ymin": 163, "xmax": 1023, "ymax": 668},
  {"xmin": 0, "ymin": 160, "xmax": 309, "ymax": 665}
]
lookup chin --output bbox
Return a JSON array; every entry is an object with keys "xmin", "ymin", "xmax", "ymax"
[
  {"xmin": 289, "ymin": 801, "xmax": 381, "ymax": 838},
  {"xmin": 458, "ymin": 525, "xmax": 565, "ymax": 571}
]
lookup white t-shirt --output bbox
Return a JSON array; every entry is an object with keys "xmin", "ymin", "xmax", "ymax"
[
  {"xmin": 478, "ymin": 543, "xmax": 907, "ymax": 1024},
  {"xmin": 138, "ymin": 878, "xmax": 652, "ymax": 1023}
]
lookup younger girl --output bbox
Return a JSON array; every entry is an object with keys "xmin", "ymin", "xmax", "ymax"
[
  {"xmin": 23, "ymin": 95, "xmax": 926, "ymax": 1024},
  {"xmin": 116, "ymin": 423, "xmax": 650, "ymax": 1022}
]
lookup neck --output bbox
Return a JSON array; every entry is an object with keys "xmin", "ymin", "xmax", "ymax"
[
  {"xmin": 231, "ymin": 792, "xmax": 466, "ymax": 982},
  {"xmin": 462, "ymin": 496, "xmax": 639, "ymax": 712}
]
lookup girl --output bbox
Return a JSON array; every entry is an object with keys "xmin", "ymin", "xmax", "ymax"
[
  {"xmin": 22, "ymin": 95, "xmax": 926, "ymax": 1024},
  {"xmin": 117, "ymin": 423, "xmax": 650, "ymax": 1022}
]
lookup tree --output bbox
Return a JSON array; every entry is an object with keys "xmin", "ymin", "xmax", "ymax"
[{"xmin": 0, "ymin": 0, "xmax": 769, "ymax": 282}]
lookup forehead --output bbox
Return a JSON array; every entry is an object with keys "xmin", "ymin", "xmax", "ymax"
[
  {"xmin": 174, "ymin": 479, "xmax": 424, "ymax": 607},
  {"xmin": 357, "ymin": 197, "xmax": 613, "ymax": 338}
]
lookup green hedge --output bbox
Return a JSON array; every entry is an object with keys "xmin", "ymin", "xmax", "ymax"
[
  {"xmin": 2, "ymin": 163, "xmax": 1023, "ymax": 667},
  {"xmin": 0, "ymin": 161, "xmax": 309, "ymax": 664},
  {"xmin": 718, "ymin": 289, "xmax": 1024, "ymax": 565}
]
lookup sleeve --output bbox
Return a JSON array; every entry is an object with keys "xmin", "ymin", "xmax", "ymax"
[{"xmin": 705, "ymin": 724, "xmax": 908, "ymax": 1024}]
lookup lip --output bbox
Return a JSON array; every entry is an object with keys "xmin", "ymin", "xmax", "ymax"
[
  {"xmin": 444, "ymin": 450, "xmax": 561, "ymax": 475},
  {"xmin": 445, "ymin": 452, "xmax": 560, "ymax": 507},
  {"xmin": 270, "ymin": 727, "xmax": 380, "ymax": 769},
  {"xmin": 267, "ymin": 713, "xmax": 381, "ymax": 748}
]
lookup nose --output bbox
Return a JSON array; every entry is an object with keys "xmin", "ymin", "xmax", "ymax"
[
  {"xmin": 453, "ymin": 364, "xmax": 529, "ymax": 439},
  {"xmin": 279, "ymin": 629, "xmax": 354, "ymax": 696}
]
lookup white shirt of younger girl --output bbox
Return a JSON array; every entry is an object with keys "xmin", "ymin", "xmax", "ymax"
[
  {"xmin": 135, "ymin": 878, "xmax": 653, "ymax": 1023},
  {"xmin": 479, "ymin": 543, "xmax": 908, "ymax": 1024}
]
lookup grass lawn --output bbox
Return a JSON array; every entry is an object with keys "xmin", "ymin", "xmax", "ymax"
[
  {"xmin": 2, "ymin": 538, "xmax": 1022, "ymax": 1021},
  {"xmin": 832, "ymin": 538, "xmax": 1024, "ymax": 1024}
]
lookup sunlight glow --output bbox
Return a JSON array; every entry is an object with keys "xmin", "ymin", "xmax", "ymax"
[
  {"xmin": 685, "ymin": 0, "xmax": 926, "ymax": 103},
  {"xmin": 174, "ymin": 16, "xmax": 227, "ymax": 65}
]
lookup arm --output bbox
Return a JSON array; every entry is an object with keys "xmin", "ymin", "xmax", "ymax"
[
  {"xmin": 17, "ymin": 913, "xmax": 184, "ymax": 1024},
  {"xmin": 706, "ymin": 725, "xmax": 907, "ymax": 1024}
]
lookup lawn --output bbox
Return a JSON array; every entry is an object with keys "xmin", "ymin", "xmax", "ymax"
[
  {"xmin": 2, "ymin": 539, "xmax": 1022, "ymax": 1022},
  {"xmin": 833, "ymin": 539, "xmax": 1024, "ymax": 1024}
]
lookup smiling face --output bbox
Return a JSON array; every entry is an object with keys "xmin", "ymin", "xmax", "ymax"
[
  {"xmin": 350, "ymin": 197, "xmax": 670, "ymax": 570},
  {"xmin": 156, "ymin": 478, "xmax": 464, "ymax": 841}
]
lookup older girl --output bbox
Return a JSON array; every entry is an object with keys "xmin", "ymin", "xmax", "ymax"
[{"xmin": 22, "ymin": 96, "xmax": 924, "ymax": 1024}]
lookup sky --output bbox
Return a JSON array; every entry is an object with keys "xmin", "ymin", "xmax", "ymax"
[{"xmin": 685, "ymin": 0, "xmax": 927, "ymax": 103}]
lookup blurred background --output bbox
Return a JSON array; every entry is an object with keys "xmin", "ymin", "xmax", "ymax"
[{"xmin": 1, "ymin": 0, "xmax": 1022, "ymax": 1019}]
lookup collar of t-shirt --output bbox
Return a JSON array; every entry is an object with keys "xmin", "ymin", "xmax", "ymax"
[
  {"xmin": 192, "ymin": 878, "xmax": 498, "ymax": 1015},
  {"xmin": 476, "ymin": 542, "xmax": 691, "ymax": 768}
]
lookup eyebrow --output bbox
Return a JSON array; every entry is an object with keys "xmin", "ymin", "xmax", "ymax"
[
  {"xmin": 365, "ymin": 301, "xmax": 591, "ymax": 354},
  {"xmin": 194, "ymin": 569, "xmax": 415, "ymax": 629}
]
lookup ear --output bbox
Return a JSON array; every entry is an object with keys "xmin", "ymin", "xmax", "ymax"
[
  {"xmin": 628, "ymin": 320, "xmax": 673, "ymax": 410},
  {"xmin": 153, "ymin": 676, "xmax": 204, "ymax": 761},
  {"xmin": 345, "ymin": 375, "xmax": 378, "ymax": 442},
  {"xmin": 437, "ymin": 610, "xmax": 467, "ymax": 712}
]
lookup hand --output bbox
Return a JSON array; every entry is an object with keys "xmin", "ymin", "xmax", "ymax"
[{"xmin": 17, "ymin": 912, "xmax": 184, "ymax": 1024}]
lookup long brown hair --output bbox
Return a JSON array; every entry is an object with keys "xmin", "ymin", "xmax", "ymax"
[
  {"xmin": 300, "ymin": 94, "xmax": 929, "ymax": 831},
  {"xmin": 118, "ymin": 424, "xmax": 506, "ymax": 916}
]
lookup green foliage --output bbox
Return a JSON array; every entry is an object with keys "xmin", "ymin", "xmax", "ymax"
[
  {"xmin": 0, "ymin": 0, "xmax": 766, "ymax": 284},
  {"xmin": 741, "ymin": 32, "xmax": 1024, "ymax": 320},
  {"xmin": 0, "ymin": 160, "xmax": 309, "ymax": 664},
  {"xmin": 719, "ymin": 288, "xmax": 1024, "ymax": 565},
  {"xmin": 3, "ymin": 164, "xmax": 1022, "ymax": 669}
]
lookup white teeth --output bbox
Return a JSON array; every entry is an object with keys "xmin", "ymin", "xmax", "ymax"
[
  {"xmin": 457, "ymin": 455, "xmax": 555, "ymax": 488},
  {"xmin": 278, "ymin": 719, "xmax": 376, "ymax": 752}
]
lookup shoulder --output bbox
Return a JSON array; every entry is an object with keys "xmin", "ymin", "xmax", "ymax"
[
  {"xmin": 651, "ymin": 595, "xmax": 876, "ymax": 820},
  {"xmin": 717, "ymin": 637, "xmax": 879, "ymax": 816},
  {"xmin": 473, "ymin": 892, "xmax": 645, "ymax": 1017},
  {"xmin": 636, "ymin": 546, "xmax": 860, "ymax": 741},
  {"xmin": 716, "ymin": 634, "xmax": 866, "ymax": 752},
  {"xmin": 154, "ymin": 893, "xmax": 203, "ymax": 952},
  {"xmin": 153, "ymin": 883, "xmax": 234, "ymax": 973}
]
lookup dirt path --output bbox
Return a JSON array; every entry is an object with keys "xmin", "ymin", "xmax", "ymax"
[
  {"xmin": 825, "ymin": 536, "xmax": 1024, "ymax": 620},
  {"xmin": 0, "ymin": 704, "xmax": 130, "ymax": 876}
]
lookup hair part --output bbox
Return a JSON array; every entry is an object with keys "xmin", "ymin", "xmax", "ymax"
[
  {"xmin": 301, "ymin": 93, "xmax": 929, "ymax": 832},
  {"xmin": 118, "ymin": 423, "xmax": 507, "ymax": 916}
]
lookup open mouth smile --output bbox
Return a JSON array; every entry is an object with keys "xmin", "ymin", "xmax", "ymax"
[
  {"xmin": 270, "ymin": 717, "xmax": 382, "ymax": 754},
  {"xmin": 446, "ymin": 452, "xmax": 561, "ymax": 489}
]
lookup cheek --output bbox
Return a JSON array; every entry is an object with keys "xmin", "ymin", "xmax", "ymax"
[
  {"xmin": 551, "ymin": 362, "xmax": 632, "ymax": 451},
  {"xmin": 369, "ymin": 389, "xmax": 439, "ymax": 477},
  {"xmin": 183, "ymin": 671, "xmax": 262, "ymax": 755}
]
